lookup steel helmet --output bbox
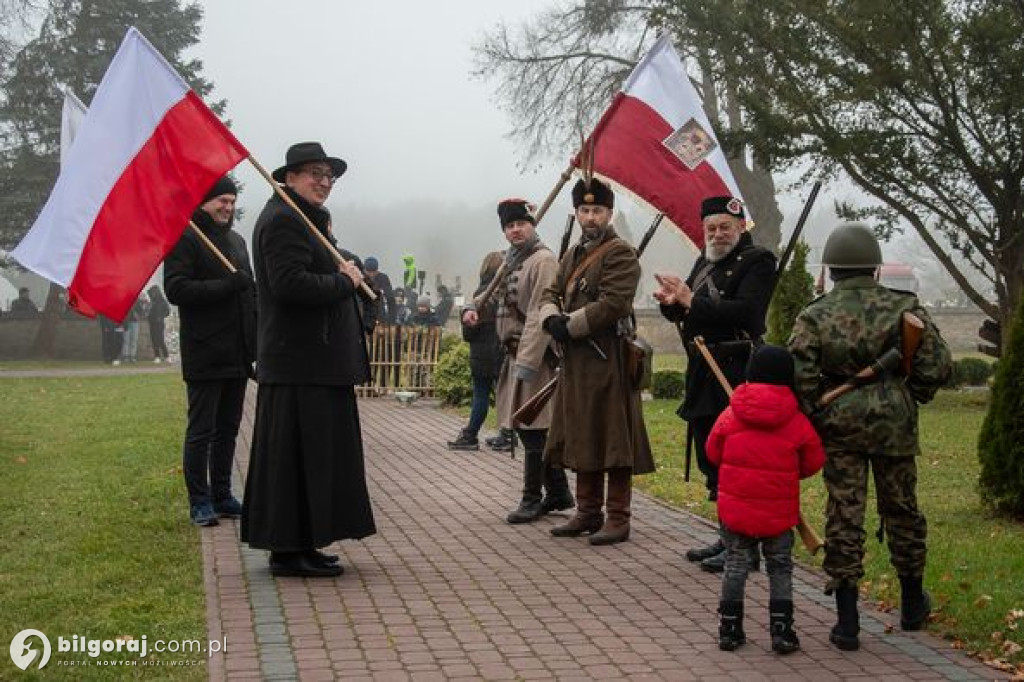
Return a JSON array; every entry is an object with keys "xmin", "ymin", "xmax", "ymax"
[{"xmin": 821, "ymin": 223, "xmax": 883, "ymax": 268}]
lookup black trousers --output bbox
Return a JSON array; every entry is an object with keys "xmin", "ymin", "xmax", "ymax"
[
  {"xmin": 183, "ymin": 378, "xmax": 247, "ymax": 506},
  {"xmin": 148, "ymin": 319, "xmax": 169, "ymax": 359},
  {"xmin": 690, "ymin": 415, "xmax": 719, "ymax": 498}
]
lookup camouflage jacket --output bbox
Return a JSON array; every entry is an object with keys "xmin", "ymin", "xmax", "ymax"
[{"xmin": 788, "ymin": 276, "xmax": 952, "ymax": 457}]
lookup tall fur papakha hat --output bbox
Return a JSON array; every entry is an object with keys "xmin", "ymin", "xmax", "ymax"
[
  {"xmin": 497, "ymin": 199, "xmax": 536, "ymax": 229},
  {"xmin": 701, "ymin": 195, "xmax": 745, "ymax": 220},
  {"xmin": 571, "ymin": 177, "xmax": 615, "ymax": 209}
]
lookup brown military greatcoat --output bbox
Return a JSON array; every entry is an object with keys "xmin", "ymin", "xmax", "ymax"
[{"xmin": 538, "ymin": 228, "xmax": 655, "ymax": 474}]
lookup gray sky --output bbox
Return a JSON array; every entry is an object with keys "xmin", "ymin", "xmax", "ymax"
[
  {"xmin": 189, "ymin": 0, "xmax": 703, "ymax": 300},
  {"xmin": 195, "ymin": 0, "xmax": 557, "ymax": 213}
]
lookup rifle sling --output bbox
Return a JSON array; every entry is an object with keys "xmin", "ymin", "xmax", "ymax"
[{"xmin": 563, "ymin": 238, "xmax": 620, "ymax": 302}]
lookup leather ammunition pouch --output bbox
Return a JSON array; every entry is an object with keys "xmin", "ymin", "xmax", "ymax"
[{"xmin": 623, "ymin": 336, "xmax": 654, "ymax": 390}]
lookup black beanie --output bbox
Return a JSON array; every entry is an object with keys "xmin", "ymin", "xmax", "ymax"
[
  {"xmin": 202, "ymin": 176, "xmax": 238, "ymax": 203},
  {"xmin": 497, "ymin": 199, "xmax": 536, "ymax": 229},
  {"xmin": 571, "ymin": 177, "xmax": 614, "ymax": 209},
  {"xmin": 700, "ymin": 195, "xmax": 744, "ymax": 220},
  {"xmin": 746, "ymin": 344, "xmax": 794, "ymax": 387}
]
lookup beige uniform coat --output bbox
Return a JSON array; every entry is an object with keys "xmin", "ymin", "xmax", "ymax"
[
  {"xmin": 539, "ymin": 229, "xmax": 655, "ymax": 474},
  {"xmin": 494, "ymin": 244, "xmax": 559, "ymax": 430}
]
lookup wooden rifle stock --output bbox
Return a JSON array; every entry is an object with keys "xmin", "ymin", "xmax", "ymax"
[
  {"xmin": 816, "ymin": 347, "xmax": 902, "ymax": 409},
  {"xmin": 901, "ymin": 311, "xmax": 925, "ymax": 376},
  {"xmin": 796, "ymin": 512, "xmax": 825, "ymax": 555},
  {"xmin": 512, "ymin": 370, "xmax": 560, "ymax": 426}
]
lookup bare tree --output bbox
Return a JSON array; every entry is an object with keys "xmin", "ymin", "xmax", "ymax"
[{"xmin": 472, "ymin": 0, "xmax": 784, "ymax": 251}]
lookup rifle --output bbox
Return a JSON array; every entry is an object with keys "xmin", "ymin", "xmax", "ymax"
[
  {"xmin": 692, "ymin": 336, "xmax": 826, "ymax": 555},
  {"xmin": 513, "ymin": 369, "xmax": 560, "ymax": 426},
  {"xmin": 767, "ymin": 181, "xmax": 821, "ymax": 306},
  {"xmin": 558, "ymin": 214, "xmax": 576, "ymax": 260},
  {"xmin": 815, "ymin": 312, "xmax": 925, "ymax": 409},
  {"xmin": 635, "ymin": 213, "xmax": 665, "ymax": 256}
]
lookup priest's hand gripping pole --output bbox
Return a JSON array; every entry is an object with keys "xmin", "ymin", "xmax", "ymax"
[
  {"xmin": 693, "ymin": 336, "xmax": 825, "ymax": 555},
  {"xmin": 248, "ymin": 156, "xmax": 376, "ymax": 300},
  {"xmin": 189, "ymin": 222, "xmax": 236, "ymax": 273}
]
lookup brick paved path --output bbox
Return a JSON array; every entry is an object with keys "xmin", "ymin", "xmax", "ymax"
[{"xmin": 201, "ymin": 391, "xmax": 998, "ymax": 681}]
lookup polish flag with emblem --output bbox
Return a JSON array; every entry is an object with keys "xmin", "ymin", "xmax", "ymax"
[
  {"xmin": 12, "ymin": 27, "xmax": 248, "ymax": 322},
  {"xmin": 579, "ymin": 33, "xmax": 748, "ymax": 249}
]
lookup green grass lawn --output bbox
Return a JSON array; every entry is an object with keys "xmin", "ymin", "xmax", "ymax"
[
  {"xmin": 0, "ymin": 373, "xmax": 206, "ymax": 681},
  {"xmin": 638, "ymin": 387, "xmax": 1024, "ymax": 671}
]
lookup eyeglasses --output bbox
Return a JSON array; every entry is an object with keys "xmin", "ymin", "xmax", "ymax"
[{"xmin": 301, "ymin": 167, "xmax": 335, "ymax": 184}]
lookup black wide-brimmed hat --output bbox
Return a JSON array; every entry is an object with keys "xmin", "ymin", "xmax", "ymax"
[{"xmin": 271, "ymin": 142, "xmax": 347, "ymax": 183}]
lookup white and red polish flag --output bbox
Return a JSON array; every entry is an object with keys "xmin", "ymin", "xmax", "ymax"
[
  {"xmin": 580, "ymin": 33, "xmax": 747, "ymax": 249},
  {"xmin": 12, "ymin": 27, "xmax": 247, "ymax": 321}
]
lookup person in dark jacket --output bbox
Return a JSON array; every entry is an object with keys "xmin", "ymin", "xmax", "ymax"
[
  {"xmin": 363, "ymin": 257, "xmax": 396, "ymax": 324},
  {"xmin": 448, "ymin": 251, "xmax": 504, "ymax": 450},
  {"xmin": 146, "ymin": 284, "xmax": 171, "ymax": 362},
  {"xmin": 706, "ymin": 345, "xmax": 825, "ymax": 654},
  {"xmin": 408, "ymin": 296, "xmax": 440, "ymax": 327},
  {"xmin": 654, "ymin": 195, "xmax": 777, "ymax": 571},
  {"xmin": 164, "ymin": 175, "xmax": 257, "ymax": 527},
  {"xmin": 240, "ymin": 142, "xmax": 376, "ymax": 578}
]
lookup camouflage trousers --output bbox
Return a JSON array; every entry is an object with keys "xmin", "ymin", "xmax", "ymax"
[{"xmin": 823, "ymin": 452, "xmax": 927, "ymax": 593}]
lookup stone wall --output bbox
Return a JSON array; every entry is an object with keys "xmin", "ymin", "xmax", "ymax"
[
  {"xmin": 631, "ymin": 306, "xmax": 984, "ymax": 356},
  {"xmin": 0, "ymin": 316, "xmax": 155, "ymax": 361}
]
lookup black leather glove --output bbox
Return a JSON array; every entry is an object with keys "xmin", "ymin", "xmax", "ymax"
[
  {"xmin": 543, "ymin": 314, "xmax": 571, "ymax": 343},
  {"xmin": 228, "ymin": 269, "xmax": 253, "ymax": 292}
]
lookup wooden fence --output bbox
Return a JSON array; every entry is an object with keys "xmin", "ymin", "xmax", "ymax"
[{"xmin": 358, "ymin": 324, "xmax": 443, "ymax": 398}]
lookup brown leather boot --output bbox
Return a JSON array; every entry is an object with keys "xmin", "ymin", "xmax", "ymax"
[
  {"xmin": 589, "ymin": 468, "xmax": 631, "ymax": 545},
  {"xmin": 551, "ymin": 471, "xmax": 604, "ymax": 537}
]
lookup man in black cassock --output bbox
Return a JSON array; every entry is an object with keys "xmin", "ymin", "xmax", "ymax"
[{"xmin": 241, "ymin": 142, "xmax": 376, "ymax": 578}]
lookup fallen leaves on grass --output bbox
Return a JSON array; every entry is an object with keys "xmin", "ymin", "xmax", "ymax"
[
  {"xmin": 15, "ymin": 455, "xmax": 27, "ymax": 464},
  {"xmin": 974, "ymin": 594, "xmax": 994, "ymax": 608}
]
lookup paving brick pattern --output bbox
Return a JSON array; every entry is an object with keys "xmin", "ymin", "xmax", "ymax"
[{"xmin": 201, "ymin": 391, "xmax": 1000, "ymax": 681}]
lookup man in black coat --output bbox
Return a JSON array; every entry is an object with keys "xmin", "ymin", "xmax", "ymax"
[
  {"xmin": 164, "ymin": 175, "xmax": 257, "ymax": 527},
  {"xmin": 655, "ymin": 196, "xmax": 776, "ymax": 570},
  {"xmin": 363, "ymin": 256, "xmax": 396, "ymax": 324},
  {"xmin": 240, "ymin": 142, "xmax": 376, "ymax": 578}
]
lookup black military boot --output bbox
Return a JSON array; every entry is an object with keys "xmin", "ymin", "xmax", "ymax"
[
  {"xmin": 899, "ymin": 575, "xmax": 932, "ymax": 631},
  {"xmin": 769, "ymin": 600, "xmax": 800, "ymax": 655},
  {"xmin": 718, "ymin": 600, "xmax": 746, "ymax": 651},
  {"xmin": 829, "ymin": 586, "xmax": 860, "ymax": 651},
  {"xmin": 506, "ymin": 450, "xmax": 543, "ymax": 524},
  {"xmin": 685, "ymin": 539, "xmax": 724, "ymax": 562},
  {"xmin": 486, "ymin": 428, "xmax": 515, "ymax": 452},
  {"xmin": 541, "ymin": 465, "xmax": 574, "ymax": 513},
  {"xmin": 701, "ymin": 544, "xmax": 759, "ymax": 574},
  {"xmin": 446, "ymin": 428, "xmax": 479, "ymax": 451}
]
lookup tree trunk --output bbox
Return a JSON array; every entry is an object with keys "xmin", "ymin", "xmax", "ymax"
[{"xmin": 29, "ymin": 282, "xmax": 65, "ymax": 359}]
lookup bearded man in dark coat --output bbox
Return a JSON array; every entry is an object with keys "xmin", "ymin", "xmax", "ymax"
[
  {"xmin": 654, "ymin": 196, "xmax": 776, "ymax": 572},
  {"xmin": 165, "ymin": 176, "xmax": 256, "ymax": 527},
  {"xmin": 241, "ymin": 142, "xmax": 376, "ymax": 578},
  {"xmin": 540, "ymin": 177, "xmax": 654, "ymax": 546}
]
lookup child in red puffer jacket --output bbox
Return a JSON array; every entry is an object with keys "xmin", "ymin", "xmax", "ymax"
[{"xmin": 706, "ymin": 344, "xmax": 825, "ymax": 655}]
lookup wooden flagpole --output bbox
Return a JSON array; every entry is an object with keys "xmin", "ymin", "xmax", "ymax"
[
  {"xmin": 189, "ymin": 222, "xmax": 236, "ymax": 273},
  {"xmin": 248, "ymin": 155, "xmax": 376, "ymax": 300},
  {"xmin": 533, "ymin": 162, "xmax": 575, "ymax": 225}
]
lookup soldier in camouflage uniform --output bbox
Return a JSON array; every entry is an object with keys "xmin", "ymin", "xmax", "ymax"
[{"xmin": 788, "ymin": 223, "xmax": 952, "ymax": 651}]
